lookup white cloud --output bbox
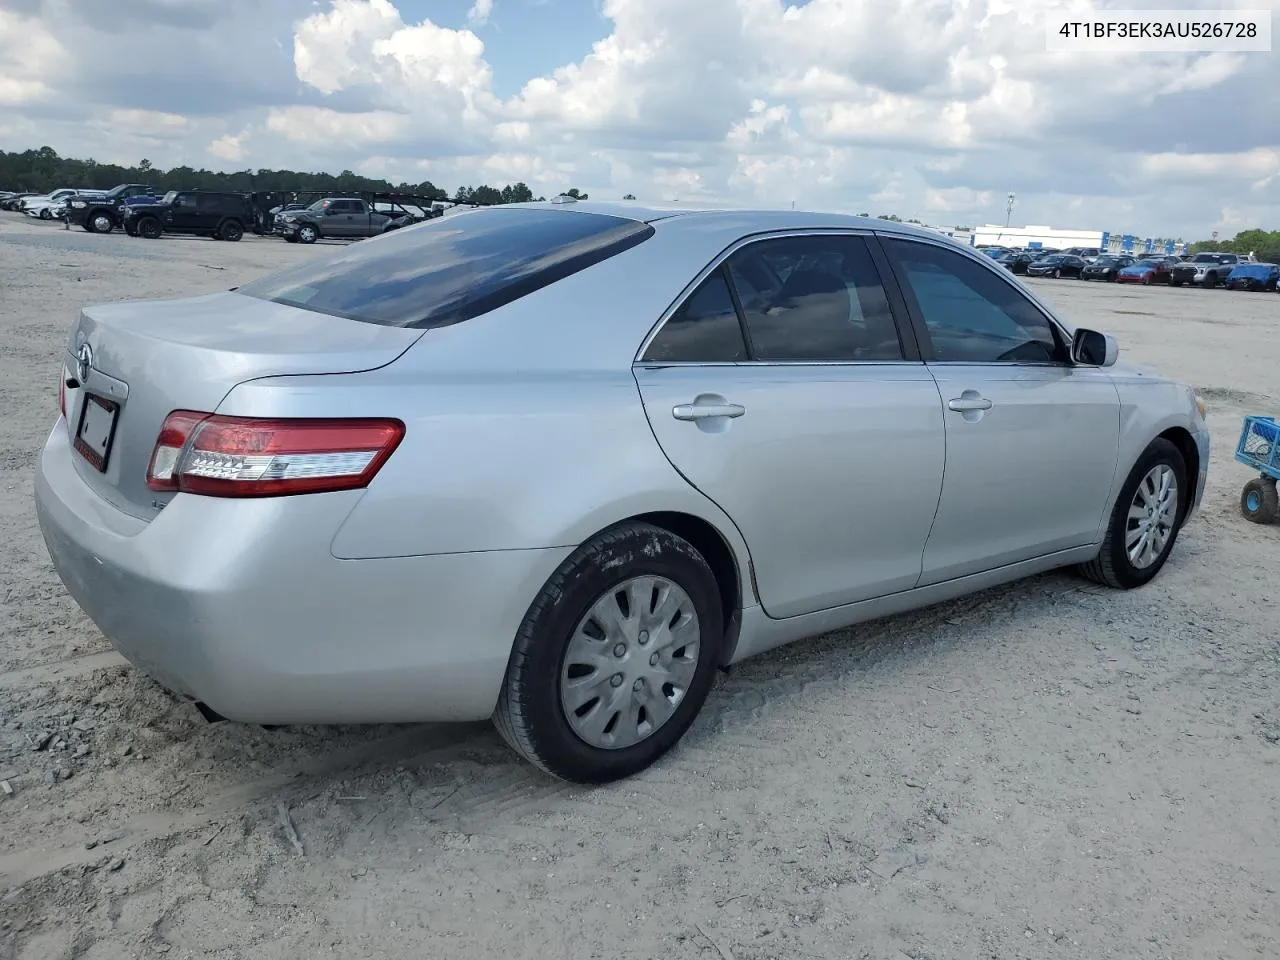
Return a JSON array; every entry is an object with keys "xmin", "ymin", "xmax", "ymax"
[
  {"xmin": 467, "ymin": 0, "xmax": 494, "ymax": 27},
  {"xmin": 2, "ymin": 0, "xmax": 1278, "ymax": 237}
]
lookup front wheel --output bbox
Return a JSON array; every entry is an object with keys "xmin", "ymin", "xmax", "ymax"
[
  {"xmin": 1241, "ymin": 478, "xmax": 1279, "ymax": 524},
  {"xmin": 218, "ymin": 220, "xmax": 244, "ymax": 242},
  {"xmin": 494, "ymin": 522, "xmax": 724, "ymax": 784},
  {"xmin": 1202, "ymin": 274, "xmax": 1217, "ymax": 289},
  {"xmin": 39, "ymin": 208, "xmax": 52, "ymax": 220},
  {"xmin": 1078, "ymin": 438, "xmax": 1187, "ymax": 589},
  {"xmin": 138, "ymin": 217, "xmax": 162, "ymax": 239},
  {"xmin": 297, "ymin": 224, "xmax": 318, "ymax": 244},
  {"xmin": 90, "ymin": 212, "xmax": 114, "ymax": 234}
]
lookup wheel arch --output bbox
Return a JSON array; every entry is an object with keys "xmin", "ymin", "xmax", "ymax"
[
  {"xmin": 578, "ymin": 510, "xmax": 748, "ymax": 666},
  {"xmin": 1158, "ymin": 425, "xmax": 1200, "ymax": 521}
]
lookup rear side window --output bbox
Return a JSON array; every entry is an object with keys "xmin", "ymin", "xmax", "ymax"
[
  {"xmin": 642, "ymin": 270, "xmax": 747, "ymax": 362},
  {"xmin": 236, "ymin": 208, "xmax": 655, "ymax": 329}
]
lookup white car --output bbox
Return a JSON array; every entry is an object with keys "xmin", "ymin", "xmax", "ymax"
[{"xmin": 23, "ymin": 188, "xmax": 97, "ymax": 220}]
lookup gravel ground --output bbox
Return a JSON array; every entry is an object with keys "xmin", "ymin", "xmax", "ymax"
[{"xmin": 1, "ymin": 213, "xmax": 1278, "ymax": 960}]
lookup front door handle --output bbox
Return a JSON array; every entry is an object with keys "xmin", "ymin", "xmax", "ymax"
[
  {"xmin": 672, "ymin": 400, "xmax": 746, "ymax": 421},
  {"xmin": 948, "ymin": 396, "xmax": 992, "ymax": 412}
]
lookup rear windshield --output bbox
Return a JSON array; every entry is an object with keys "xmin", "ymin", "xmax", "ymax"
[{"xmin": 236, "ymin": 207, "xmax": 654, "ymax": 329}]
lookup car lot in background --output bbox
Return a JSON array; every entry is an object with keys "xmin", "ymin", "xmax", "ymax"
[{"xmin": 1, "ymin": 211, "xmax": 1278, "ymax": 959}]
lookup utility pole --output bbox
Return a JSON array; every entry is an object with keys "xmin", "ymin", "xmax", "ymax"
[{"xmin": 1005, "ymin": 192, "xmax": 1016, "ymax": 227}]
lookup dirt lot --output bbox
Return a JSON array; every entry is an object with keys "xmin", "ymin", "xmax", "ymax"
[{"xmin": 1, "ymin": 213, "xmax": 1277, "ymax": 960}]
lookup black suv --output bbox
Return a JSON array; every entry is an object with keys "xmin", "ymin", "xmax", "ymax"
[{"xmin": 123, "ymin": 190, "xmax": 252, "ymax": 241}]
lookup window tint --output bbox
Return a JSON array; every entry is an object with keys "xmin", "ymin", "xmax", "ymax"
[
  {"xmin": 883, "ymin": 238, "xmax": 1064, "ymax": 364},
  {"xmin": 196, "ymin": 193, "xmax": 231, "ymax": 212},
  {"xmin": 642, "ymin": 270, "xmax": 747, "ymax": 362},
  {"xmin": 236, "ymin": 207, "xmax": 655, "ymax": 329},
  {"xmin": 727, "ymin": 235, "xmax": 903, "ymax": 361}
]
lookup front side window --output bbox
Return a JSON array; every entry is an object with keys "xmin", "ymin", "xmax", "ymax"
[
  {"xmin": 236, "ymin": 207, "xmax": 654, "ymax": 329},
  {"xmin": 882, "ymin": 238, "xmax": 1065, "ymax": 364}
]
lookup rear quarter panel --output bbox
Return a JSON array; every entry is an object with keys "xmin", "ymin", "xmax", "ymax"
[{"xmin": 215, "ymin": 227, "xmax": 758, "ymax": 593}]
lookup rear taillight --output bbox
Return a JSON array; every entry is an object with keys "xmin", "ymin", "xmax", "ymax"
[
  {"xmin": 146, "ymin": 411, "xmax": 404, "ymax": 498},
  {"xmin": 59, "ymin": 376, "xmax": 66, "ymax": 419}
]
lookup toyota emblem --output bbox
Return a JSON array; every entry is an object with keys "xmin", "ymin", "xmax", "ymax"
[{"xmin": 75, "ymin": 342, "xmax": 93, "ymax": 384}]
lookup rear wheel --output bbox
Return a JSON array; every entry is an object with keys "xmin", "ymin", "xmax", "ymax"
[
  {"xmin": 138, "ymin": 217, "xmax": 162, "ymax": 239},
  {"xmin": 1241, "ymin": 478, "xmax": 1279, "ymax": 524},
  {"xmin": 494, "ymin": 522, "xmax": 725, "ymax": 784},
  {"xmin": 1078, "ymin": 438, "xmax": 1187, "ymax": 589},
  {"xmin": 218, "ymin": 219, "xmax": 244, "ymax": 242}
]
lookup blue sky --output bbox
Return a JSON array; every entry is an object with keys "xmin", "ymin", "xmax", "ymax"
[
  {"xmin": 398, "ymin": 0, "xmax": 608, "ymax": 97},
  {"xmin": 1, "ymin": 0, "xmax": 1277, "ymax": 238}
]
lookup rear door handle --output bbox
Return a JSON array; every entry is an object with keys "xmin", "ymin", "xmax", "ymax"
[
  {"xmin": 673, "ymin": 401, "xmax": 745, "ymax": 421},
  {"xmin": 948, "ymin": 396, "xmax": 992, "ymax": 412}
]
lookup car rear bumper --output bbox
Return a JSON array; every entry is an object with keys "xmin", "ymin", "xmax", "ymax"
[{"xmin": 35, "ymin": 422, "xmax": 571, "ymax": 725}]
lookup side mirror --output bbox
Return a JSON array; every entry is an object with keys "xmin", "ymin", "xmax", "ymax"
[{"xmin": 1072, "ymin": 328, "xmax": 1118, "ymax": 367}]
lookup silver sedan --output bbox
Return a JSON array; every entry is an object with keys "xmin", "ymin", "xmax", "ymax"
[{"xmin": 35, "ymin": 201, "xmax": 1210, "ymax": 783}]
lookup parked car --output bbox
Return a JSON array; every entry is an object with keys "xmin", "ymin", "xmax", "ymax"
[
  {"xmin": 997, "ymin": 250, "xmax": 1040, "ymax": 274},
  {"xmin": 1116, "ymin": 257, "xmax": 1178, "ymax": 285},
  {"xmin": 35, "ymin": 203, "xmax": 1210, "ymax": 783},
  {"xmin": 276, "ymin": 197, "xmax": 401, "ymax": 243},
  {"xmin": 66, "ymin": 183, "xmax": 158, "ymax": 234},
  {"xmin": 1025, "ymin": 253, "xmax": 1088, "ymax": 279},
  {"xmin": 123, "ymin": 190, "xmax": 252, "ymax": 241},
  {"xmin": 1224, "ymin": 262, "xmax": 1279, "ymax": 291},
  {"xmin": 1063, "ymin": 247, "xmax": 1102, "ymax": 262},
  {"xmin": 1, "ymin": 192, "xmax": 38, "ymax": 211},
  {"xmin": 1169, "ymin": 252, "xmax": 1243, "ymax": 288},
  {"xmin": 1080, "ymin": 255, "xmax": 1136, "ymax": 282},
  {"xmin": 22, "ymin": 188, "xmax": 91, "ymax": 219}
]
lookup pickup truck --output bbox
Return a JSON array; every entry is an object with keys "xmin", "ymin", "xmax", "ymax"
[
  {"xmin": 1169, "ymin": 252, "xmax": 1245, "ymax": 288},
  {"xmin": 276, "ymin": 197, "xmax": 443, "ymax": 243},
  {"xmin": 65, "ymin": 183, "xmax": 158, "ymax": 233}
]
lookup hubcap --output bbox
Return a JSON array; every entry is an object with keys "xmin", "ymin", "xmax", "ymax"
[
  {"xmin": 560, "ymin": 575, "xmax": 700, "ymax": 750},
  {"xmin": 93, "ymin": 215, "xmax": 110, "ymax": 231},
  {"xmin": 1125, "ymin": 464, "xmax": 1178, "ymax": 569}
]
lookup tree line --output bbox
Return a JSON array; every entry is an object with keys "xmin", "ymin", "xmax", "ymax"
[
  {"xmin": 1188, "ymin": 229, "xmax": 1280, "ymax": 265},
  {"xmin": 0, "ymin": 146, "xmax": 589, "ymax": 205}
]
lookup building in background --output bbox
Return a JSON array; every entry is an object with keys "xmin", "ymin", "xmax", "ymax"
[{"xmin": 973, "ymin": 224, "xmax": 1104, "ymax": 250}]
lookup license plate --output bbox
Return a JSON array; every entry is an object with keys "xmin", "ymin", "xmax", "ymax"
[{"xmin": 74, "ymin": 394, "xmax": 119, "ymax": 472}]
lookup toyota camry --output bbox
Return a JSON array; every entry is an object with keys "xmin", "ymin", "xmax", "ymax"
[{"xmin": 36, "ymin": 200, "xmax": 1210, "ymax": 783}]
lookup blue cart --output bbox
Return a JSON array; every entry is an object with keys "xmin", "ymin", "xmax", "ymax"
[{"xmin": 1235, "ymin": 415, "xmax": 1280, "ymax": 524}]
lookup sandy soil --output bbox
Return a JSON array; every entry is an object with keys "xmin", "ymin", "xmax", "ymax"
[{"xmin": 1, "ymin": 213, "xmax": 1277, "ymax": 960}]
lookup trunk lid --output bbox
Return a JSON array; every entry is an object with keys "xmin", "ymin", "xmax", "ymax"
[{"xmin": 62, "ymin": 290, "xmax": 424, "ymax": 519}]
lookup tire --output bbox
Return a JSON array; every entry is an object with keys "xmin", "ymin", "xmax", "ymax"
[
  {"xmin": 1078, "ymin": 438, "xmax": 1188, "ymax": 589},
  {"xmin": 125, "ymin": 223, "xmax": 138, "ymax": 237},
  {"xmin": 297, "ymin": 224, "xmax": 318, "ymax": 244},
  {"xmin": 1240, "ymin": 478, "xmax": 1279, "ymax": 525},
  {"xmin": 1202, "ymin": 273, "xmax": 1217, "ymax": 289},
  {"xmin": 493, "ymin": 522, "xmax": 725, "ymax": 784},
  {"xmin": 216, "ymin": 219, "xmax": 244, "ymax": 242},
  {"xmin": 39, "ymin": 208, "xmax": 52, "ymax": 220},
  {"xmin": 1170, "ymin": 279, "xmax": 1183, "ymax": 287},
  {"xmin": 1052, "ymin": 268, "xmax": 1061, "ymax": 279},
  {"xmin": 89, "ymin": 211, "xmax": 114, "ymax": 234},
  {"xmin": 138, "ymin": 217, "xmax": 162, "ymax": 240}
]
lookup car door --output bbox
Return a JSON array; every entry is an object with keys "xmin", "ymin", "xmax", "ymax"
[
  {"xmin": 633, "ymin": 232, "xmax": 946, "ymax": 619},
  {"xmin": 166, "ymin": 193, "xmax": 200, "ymax": 231},
  {"xmin": 877, "ymin": 235, "xmax": 1121, "ymax": 586}
]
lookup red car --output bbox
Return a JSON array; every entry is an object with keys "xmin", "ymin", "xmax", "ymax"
[{"xmin": 1115, "ymin": 255, "xmax": 1179, "ymax": 285}]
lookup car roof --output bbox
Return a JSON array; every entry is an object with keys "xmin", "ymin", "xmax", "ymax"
[{"xmin": 510, "ymin": 199, "xmax": 964, "ymax": 246}]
